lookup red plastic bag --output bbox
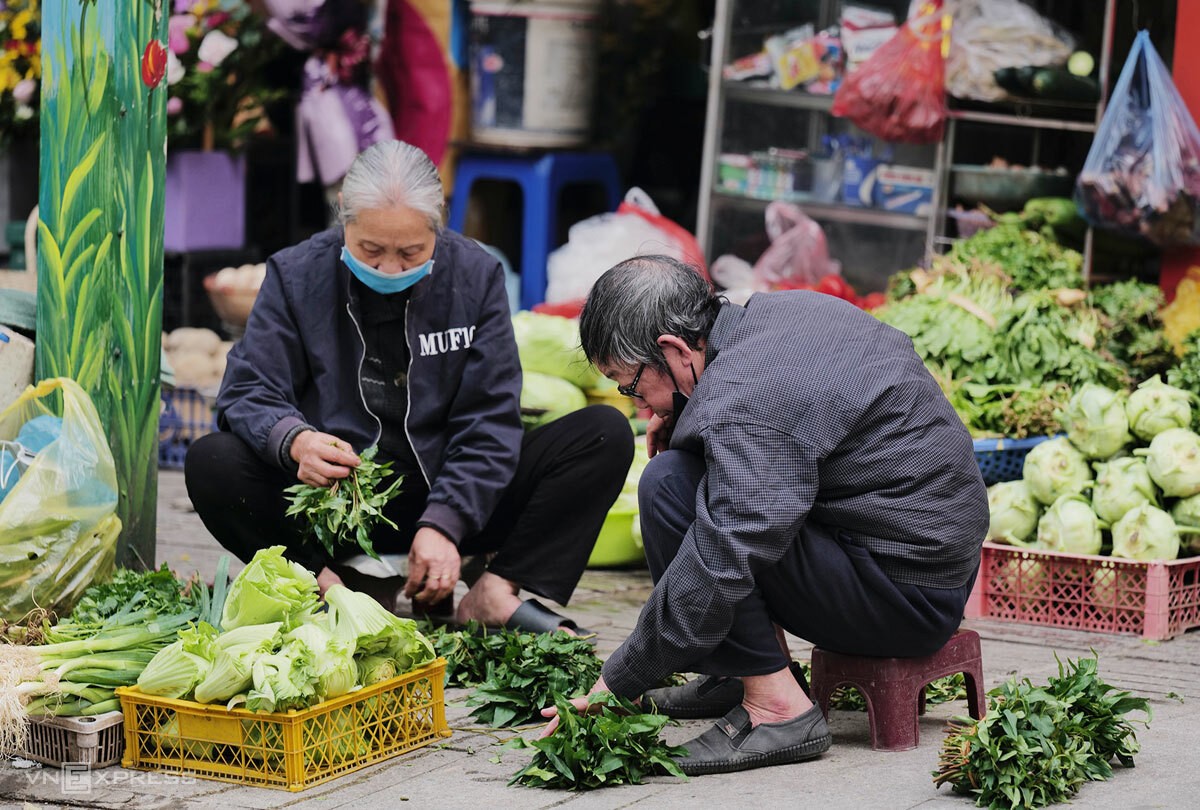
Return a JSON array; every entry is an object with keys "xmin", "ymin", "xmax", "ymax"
[
  {"xmin": 831, "ymin": 1, "xmax": 950, "ymax": 144},
  {"xmin": 616, "ymin": 189, "xmax": 709, "ymax": 280}
]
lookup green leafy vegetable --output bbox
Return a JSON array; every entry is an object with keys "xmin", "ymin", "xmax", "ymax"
[
  {"xmin": 220, "ymin": 546, "xmax": 319, "ymax": 631},
  {"xmin": 324, "ymin": 585, "xmax": 435, "ymax": 671},
  {"xmin": 933, "ymin": 656, "xmax": 1150, "ymax": 810},
  {"xmin": 505, "ymin": 692, "xmax": 687, "ymax": 790},
  {"xmin": 1090, "ymin": 280, "xmax": 1174, "ymax": 380},
  {"xmin": 285, "ymin": 445, "xmax": 405, "ymax": 560},
  {"xmin": 946, "ymin": 223, "xmax": 1084, "ymax": 291},
  {"xmin": 460, "ymin": 629, "xmax": 602, "ymax": 727},
  {"xmin": 67, "ymin": 564, "xmax": 191, "ymax": 626},
  {"xmin": 1167, "ymin": 331, "xmax": 1200, "ymax": 428}
]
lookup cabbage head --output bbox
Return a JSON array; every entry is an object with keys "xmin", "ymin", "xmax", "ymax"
[
  {"xmin": 1037, "ymin": 494, "xmax": 1102, "ymax": 555},
  {"xmin": 1126, "ymin": 375, "xmax": 1193, "ymax": 441},
  {"xmin": 1058, "ymin": 384, "xmax": 1131, "ymax": 459},
  {"xmin": 511, "ymin": 311, "xmax": 603, "ymax": 389},
  {"xmin": 1111, "ymin": 504, "xmax": 1181, "ymax": 561},
  {"xmin": 1022, "ymin": 437, "xmax": 1092, "ymax": 505},
  {"xmin": 986, "ymin": 481, "xmax": 1040, "ymax": 546},
  {"xmin": 1091, "ymin": 457, "xmax": 1158, "ymax": 524},
  {"xmin": 521, "ymin": 371, "xmax": 587, "ymax": 417},
  {"xmin": 1134, "ymin": 428, "xmax": 1200, "ymax": 498}
]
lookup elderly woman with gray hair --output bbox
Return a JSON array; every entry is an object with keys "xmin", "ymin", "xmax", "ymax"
[{"xmin": 185, "ymin": 140, "xmax": 632, "ymax": 634}]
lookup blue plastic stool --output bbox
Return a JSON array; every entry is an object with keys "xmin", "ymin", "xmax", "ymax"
[{"xmin": 449, "ymin": 151, "xmax": 621, "ymax": 310}]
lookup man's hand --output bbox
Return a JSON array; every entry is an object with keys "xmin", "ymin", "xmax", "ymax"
[
  {"xmin": 403, "ymin": 526, "xmax": 461, "ymax": 605},
  {"xmin": 291, "ymin": 430, "xmax": 360, "ymax": 487},
  {"xmin": 645, "ymin": 414, "xmax": 673, "ymax": 458},
  {"xmin": 316, "ymin": 566, "xmax": 343, "ymax": 597},
  {"xmin": 538, "ymin": 675, "xmax": 609, "ymax": 738}
]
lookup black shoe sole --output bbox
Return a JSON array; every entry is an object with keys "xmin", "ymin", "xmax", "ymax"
[{"xmin": 677, "ymin": 733, "xmax": 833, "ymax": 776}]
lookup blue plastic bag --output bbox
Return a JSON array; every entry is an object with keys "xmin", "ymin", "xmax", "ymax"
[{"xmin": 1075, "ymin": 31, "xmax": 1200, "ymax": 245}]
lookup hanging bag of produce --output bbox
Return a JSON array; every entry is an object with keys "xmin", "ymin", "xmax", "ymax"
[
  {"xmin": 1076, "ymin": 31, "xmax": 1200, "ymax": 246},
  {"xmin": 831, "ymin": 0, "xmax": 951, "ymax": 144},
  {"xmin": 0, "ymin": 378, "xmax": 121, "ymax": 621}
]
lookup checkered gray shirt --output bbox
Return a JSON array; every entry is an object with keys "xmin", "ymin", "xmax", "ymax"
[{"xmin": 602, "ymin": 292, "xmax": 988, "ymax": 698}]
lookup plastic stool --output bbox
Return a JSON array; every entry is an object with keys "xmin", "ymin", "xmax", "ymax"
[
  {"xmin": 809, "ymin": 629, "xmax": 987, "ymax": 752},
  {"xmin": 448, "ymin": 151, "xmax": 621, "ymax": 310}
]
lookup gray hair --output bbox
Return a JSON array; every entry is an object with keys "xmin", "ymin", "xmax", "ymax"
[
  {"xmin": 335, "ymin": 140, "xmax": 445, "ymax": 230},
  {"xmin": 579, "ymin": 255, "xmax": 720, "ymax": 370}
]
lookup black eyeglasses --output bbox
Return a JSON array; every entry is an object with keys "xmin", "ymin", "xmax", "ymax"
[{"xmin": 617, "ymin": 363, "xmax": 647, "ymax": 399}]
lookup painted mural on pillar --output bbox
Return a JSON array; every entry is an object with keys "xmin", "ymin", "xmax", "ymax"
[{"xmin": 36, "ymin": 0, "xmax": 168, "ymax": 568}]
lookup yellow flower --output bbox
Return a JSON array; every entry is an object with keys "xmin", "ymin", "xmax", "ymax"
[
  {"xmin": 0, "ymin": 67, "xmax": 20, "ymax": 94},
  {"xmin": 12, "ymin": 9, "xmax": 32, "ymax": 42}
]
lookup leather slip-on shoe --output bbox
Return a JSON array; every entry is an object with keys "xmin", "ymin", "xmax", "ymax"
[
  {"xmin": 675, "ymin": 704, "xmax": 832, "ymax": 776},
  {"xmin": 643, "ymin": 661, "xmax": 812, "ymax": 720},
  {"xmin": 642, "ymin": 675, "xmax": 744, "ymax": 719}
]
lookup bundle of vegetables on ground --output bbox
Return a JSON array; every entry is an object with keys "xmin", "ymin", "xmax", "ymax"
[
  {"xmin": 134, "ymin": 546, "xmax": 435, "ymax": 714},
  {"xmin": 985, "ymin": 379, "xmax": 1200, "ymax": 562},
  {"xmin": 0, "ymin": 561, "xmax": 230, "ymax": 756},
  {"xmin": 933, "ymin": 655, "xmax": 1150, "ymax": 810},
  {"xmin": 876, "ymin": 215, "xmax": 1179, "ymax": 439}
]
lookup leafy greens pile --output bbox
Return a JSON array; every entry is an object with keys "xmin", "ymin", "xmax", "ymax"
[
  {"xmin": 874, "ymin": 219, "xmax": 1178, "ymax": 438},
  {"xmin": 426, "ymin": 623, "xmax": 601, "ymax": 727},
  {"xmin": 284, "ymin": 445, "xmax": 405, "ymax": 559},
  {"xmin": 504, "ymin": 692, "xmax": 687, "ymax": 790},
  {"xmin": 933, "ymin": 656, "xmax": 1150, "ymax": 810},
  {"xmin": 136, "ymin": 547, "xmax": 435, "ymax": 715}
]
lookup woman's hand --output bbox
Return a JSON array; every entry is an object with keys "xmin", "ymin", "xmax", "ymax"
[
  {"xmin": 316, "ymin": 566, "xmax": 343, "ymax": 597},
  {"xmin": 645, "ymin": 414, "xmax": 673, "ymax": 458},
  {"xmin": 291, "ymin": 430, "xmax": 360, "ymax": 487},
  {"xmin": 403, "ymin": 526, "xmax": 461, "ymax": 605},
  {"xmin": 538, "ymin": 675, "xmax": 609, "ymax": 738}
]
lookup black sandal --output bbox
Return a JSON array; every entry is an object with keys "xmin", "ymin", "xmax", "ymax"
[{"xmin": 504, "ymin": 598, "xmax": 594, "ymax": 639}]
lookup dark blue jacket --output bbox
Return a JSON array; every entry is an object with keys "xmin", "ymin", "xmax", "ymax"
[{"xmin": 216, "ymin": 227, "xmax": 524, "ymax": 545}]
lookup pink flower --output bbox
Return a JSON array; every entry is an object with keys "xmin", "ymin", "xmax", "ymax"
[
  {"xmin": 167, "ymin": 96, "xmax": 183, "ymax": 115},
  {"xmin": 168, "ymin": 15, "xmax": 192, "ymax": 55},
  {"xmin": 12, "ymin": 78, "xmax": 36, "ymax": 105},
  {"xmin": 196, "ymin": 61, "xmax": 214, "ymax": 73},
  {"xmin": 197, "ymin": 29, "xmax": 238, "ymax": 68},
  {"xmin": 207, "ymin": 12, "xmax": 230, "ymax": 28}
]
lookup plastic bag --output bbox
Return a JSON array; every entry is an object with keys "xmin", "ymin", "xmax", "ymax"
[
  {"xmin": 944, "ymin": 0, "xmax": 1075, "ymax": 102},
  {"xmin": 1075, "ymin": 31, "xmax": 1200, "ymax": 246},
  {"xmin": 544, "ymin": 188, "xmax": 707, "ymax": 305},
  {"xmin": 0, "ymin": 378, "xmax": 121, "ymax": 621},
  {"xmin": 710, "ymin": 201, "xmax": 841, "ymax": 295},
  {"xmin": 831, "ymin": 1, "xmax": 950, "ymax": 144}
]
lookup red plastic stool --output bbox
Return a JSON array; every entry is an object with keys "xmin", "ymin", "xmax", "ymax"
[{"xmin": 809, "ymin": 629, "xmax": 986, "ymax": 752}]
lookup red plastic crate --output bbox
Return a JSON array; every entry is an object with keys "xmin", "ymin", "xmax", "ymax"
[{"xmin": 966, "ymin": 542, "xmax": 1200, "ymax": 640}]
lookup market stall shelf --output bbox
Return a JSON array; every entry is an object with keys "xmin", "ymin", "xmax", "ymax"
[
  {"xmin": 117, "ymin": 659, "xmax": 449, "ymax": 792},
  {"xmin": 966, "ymin": 542, "xmax": 1200, "ymax": 640}
]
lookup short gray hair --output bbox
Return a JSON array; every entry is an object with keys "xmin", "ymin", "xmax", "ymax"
[
  {"xmin": 579, "ymin": 255, "xmax": 720, "ymax": 370},
  {"xmin": 336, "ymin": 140, "xmax": 445, "ymax": 230}
]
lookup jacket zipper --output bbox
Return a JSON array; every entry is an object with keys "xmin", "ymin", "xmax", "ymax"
[
  {"xmin": 401, "ymin": 298, "xmax": 431, "ymax": 489},
  {"xmin": 345, "ymin": 300, "xmax": 384, "ymax": 449}
]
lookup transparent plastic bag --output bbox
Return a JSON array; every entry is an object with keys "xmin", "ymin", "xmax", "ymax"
[
  {"xmin": 1075, "ymin": 31, "xmax": 1200, "ymax": 246},
  {"xmin": 0, "ymin": 378, "xmax": 121, "ymax": 621},
  {"xmin": 753, "ymin": 201, "xmax": 841, "ymax": 288},
  {"xmin": 831, "ymin": 1, "xmax": 950, "ymax": 144},
  {"xmin": 544, "ymin": 188, "xmax": 707, "ymax": 304}
]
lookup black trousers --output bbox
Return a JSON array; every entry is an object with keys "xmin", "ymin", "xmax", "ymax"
[
  {"xmin": 638, "ymin": 449, "xmax": 977, "ymax": 677},
  {"xmin": 185, "ymin": 405, "xmax": 634, "ymax": 605}
]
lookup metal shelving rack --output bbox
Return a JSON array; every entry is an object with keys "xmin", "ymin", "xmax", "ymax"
[{"xmin": 697, "ymin": 0, "xmax": 1120, "ymax": 286}]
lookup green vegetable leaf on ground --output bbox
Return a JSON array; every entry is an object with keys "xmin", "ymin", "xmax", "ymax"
[
  {"xmin": 794, "ymin": 663, "xmax": 966, "ymax": 712},
  {"xmin": 284, "ymin": 445, "xmax": 405, "ymax": 559},
  {"xmin": 505, "ymin": 692, "xmax": 687, "ymax": 790},
  {"xmin": 933, "ymin": 655, "xmax": 1150, "ymax": 810}
]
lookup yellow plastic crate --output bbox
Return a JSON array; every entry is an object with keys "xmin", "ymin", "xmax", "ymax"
[{"xmin": 116, "ymin": 658, "xmax": 449, "ymax": 792}]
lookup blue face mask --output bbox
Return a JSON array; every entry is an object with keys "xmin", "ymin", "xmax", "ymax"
[{"xmin": 341, "ymin": 245, "xmax": 432, "ymax": 295}]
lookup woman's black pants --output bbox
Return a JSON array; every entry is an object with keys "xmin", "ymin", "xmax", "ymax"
[{"xmin": 184, "ymin": 405, "xmax": 634, "ymax": 605}]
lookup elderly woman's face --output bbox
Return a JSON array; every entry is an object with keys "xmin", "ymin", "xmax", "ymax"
[{"xmin": 343, "ymin": 205, "xmax": 436, "ymax": 275}]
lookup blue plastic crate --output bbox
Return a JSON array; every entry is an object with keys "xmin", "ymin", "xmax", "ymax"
[
  {"xmin": 159, "ymin": 387, "xmax": 218, "ymax": 469},
  {"xmin": 973, "ymin": 436, "xmax": 1053, "ymax": 486}
]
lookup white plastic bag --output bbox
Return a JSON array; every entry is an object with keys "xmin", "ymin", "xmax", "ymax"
[
  {"xmin": 944, "ymin": 0, "xmax": 1075, "ymax": 102},
  {"xmin": 544, "ymin": 188, "xmax": 703, "ymax": 304}
]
